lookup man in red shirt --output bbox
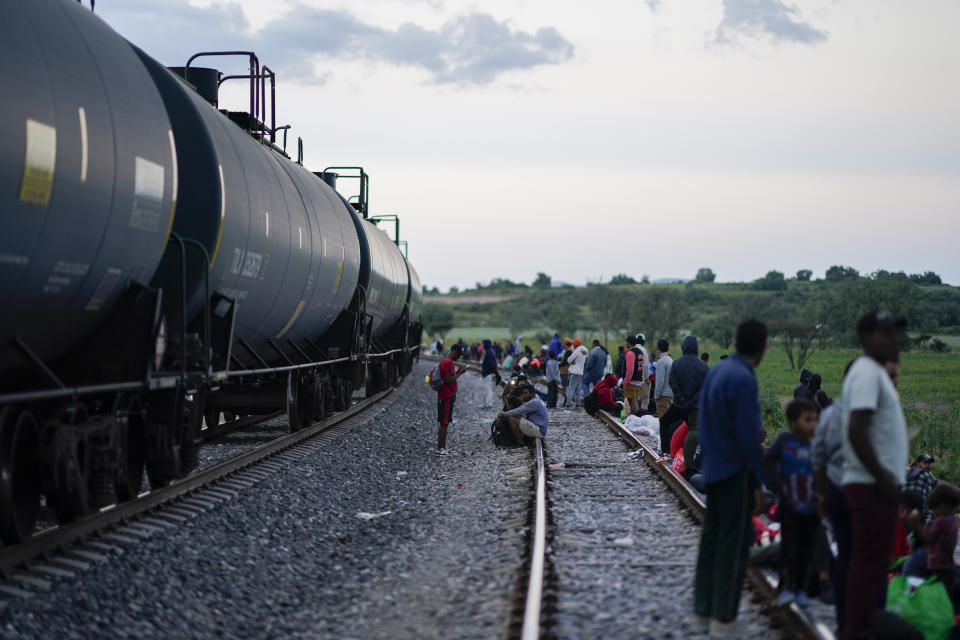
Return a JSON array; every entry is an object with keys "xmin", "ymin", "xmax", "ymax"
[{"xmin": 437, "ymin": 343, "xmax": 467, "ymax": 455}]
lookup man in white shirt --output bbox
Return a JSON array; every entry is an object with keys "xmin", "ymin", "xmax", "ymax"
[{"xmin": 841, "ymin": 310, "xmax": 908, "ymax": 640}]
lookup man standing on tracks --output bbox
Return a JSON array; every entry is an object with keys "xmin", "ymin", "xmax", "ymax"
[
  {"xmin": 582, "ymin": 339, "xmax": 606, "ymax": 396},
  {"xmin": 566, "ymin": 339, "xmax": 588, "ymax": 407},
  {"xmin": 842, "ymin": 310, "xmax": 908, "ymax": 640},
  {"xmin": 692, "ymin": 319, "xmax": 767, "ymax": 637},
  {"xmin": 621, "ymin": 334, "xmax": 646, "ymax": 416},
  {"xmin": 437, "ymin": 343, "xmax": 467, "ymax": 455},
  {"xmin": 653, "ymin": 338, "xmax": 674, "ymax": 419},
  {"xmin": 480, "ymin": 339, "xmax": 497, "ymax": 410}
]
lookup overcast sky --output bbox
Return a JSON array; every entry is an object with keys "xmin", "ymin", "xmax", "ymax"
[{"xmin": 96, "ymin": 0, "xmax": 960, "ymax": 289}]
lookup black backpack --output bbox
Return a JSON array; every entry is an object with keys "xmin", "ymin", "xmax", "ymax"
[
  {"xmin": 491, "ymin": 415, "xmax": 525, "ymax": 447},
  {"xmin": 583, "ymin": 390, "xmax": 600, "ymax": 416}
]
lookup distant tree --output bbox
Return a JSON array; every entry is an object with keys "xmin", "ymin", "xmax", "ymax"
[
  {"xmin": 629, "ymin": 287, "xmax": 687, "ymax": 344},
  {"xmin": 488, "ymin": 277, "xmax": 527, "ymax": 289},
  {"xmin": 609, "ymin": 273, "xmax": 636, "ymax": 286},
  {"xmin": 691, "ymin": 315, "xmax": 736, "ymax": 349},
  {"xmin": 695, "ymin": 268, "xmax": 716, "ymax": 283},
  {"xmin": 795, "ymin": 269, "xmax": 812, "ymax": 282},
  {"xmin": 641, "ymin": 274, "xmax": 651, "ymax": 285},
  {"xmin": 910, "ymin": 271, "xmax": 942, "ymax": 285},
  {"xmin": 548, "ymin": 308, "xmax": 579, "ymax": 337},
  {"xmin": 422, "ymin": 284, "xmax": 429, "ymax": 294},
  {"xmin": 423, "ymin": 304, "xmax": 454, "ymax": 340},
  {"xmin": 533, "ymin": 272, "xmax": 552, "ymax": 288},
  {"xmin": 585, "ymin": 284, "xmax": 631, "ymax": 346},
  {"xmin": 754, "ymin": 270, "xmax": 787, "ymax": 291},
  {"xmin": 429, "ymin": 286, "xmax": 440, "ymax": 295},
  {"xmin": 825, "ymin": 265, "xmax": 860, "ymax": 282},
  {"xmin": 449, "ymin": 286, "xmax": 459, "ymax": 294},
  {"xmin": 768, "ymin": 318, "xmax": 823, "ymax": 370}
]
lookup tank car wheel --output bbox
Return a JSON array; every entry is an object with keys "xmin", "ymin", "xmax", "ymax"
[
  {"xmin": 204, "ymin": 409, "xmax": 221, "ymax": 430},
  {"xmin": 0, "ymin": 407, "xmax": 41, "ymax": 544},
  {"xmin": 322, "ymin": 378, "xmax": 335, "ymax": 417},
  {"xmin": 287, "ymin": 370, "xmax": 304, "ymax": 432},
  {"xmin": 114, "ymin": 395, "xmax": 147, "ymax": 502},
  {"xmin": 54, "ymin": 457, "xmax": 90, "ymax": 524}
]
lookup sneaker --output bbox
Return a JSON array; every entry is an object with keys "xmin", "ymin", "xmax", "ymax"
[
  {"xmin": 690, "ymin": 612, "xmax": 710, "ymax": 633},
  {"xmin": 708, "ymin": 618, "xmax": 751, "ymax": 637},
  {"xmin": 775, "ymin": 589, "xmax": 795, "ymax": 606},
  {"xmin": 478, "ymin": 404, "xmax": 493, "ymax": 410},
  {"xmin": 794, "ymin": 590, "xmax": 812, "ymax": 608},
  {"xmin": 437, "ymin": 448, "xmax": 449, "ymax": 456}
]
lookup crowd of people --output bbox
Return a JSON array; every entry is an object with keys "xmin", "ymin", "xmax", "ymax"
[{"xmin": 427, "ymin": 309, "xmax": 957, "ymax": 639}]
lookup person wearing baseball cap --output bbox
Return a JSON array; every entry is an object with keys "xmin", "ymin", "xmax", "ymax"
[
  {"xmin": 906, "ymin": 454, "xmax": 938, "ymax": 522},
  {"xmin": 841, "ymin": 309, "xmax": 909, "ymax": 638}
]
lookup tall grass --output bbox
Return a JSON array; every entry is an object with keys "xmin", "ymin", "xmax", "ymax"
[{"xmin": 906, "ymin": 404, "xmax": 960, "ymax": 485}]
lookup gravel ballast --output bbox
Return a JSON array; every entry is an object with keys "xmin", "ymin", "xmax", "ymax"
[
  {"xmin": 542, "ymin": 409, "xmax": 781, "ymax": 639},
  {"xmin": 1, "ymin": 363, "xmax": 530, "ymax": 639}
]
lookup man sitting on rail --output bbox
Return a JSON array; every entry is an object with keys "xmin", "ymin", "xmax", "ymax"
[{"xmin": 498, "ymin": 382, "xmax": 549, "ymax": 444}]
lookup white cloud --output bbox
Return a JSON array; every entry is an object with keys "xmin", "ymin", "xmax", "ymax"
[
  {"xmin": 714, "ymin": 0, "xmax": 827, "ymax": 45},
  {"xmin": 96, "ymin": 0, "xmax": 574, "ymax": 85}
]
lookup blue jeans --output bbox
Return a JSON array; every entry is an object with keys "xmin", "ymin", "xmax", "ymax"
[
  {"xmin": 581, "ymin": 371, "xmax": 601, "ymax": 396},
  {"xmin": 569, "ymin": 374, "xmax": 584, "ymax": 405}
]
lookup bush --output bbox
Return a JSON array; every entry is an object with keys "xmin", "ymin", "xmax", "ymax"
[
  {"xmin": 931, "ymin": 338, "xmax": 951, "ymax": 353},
  {"xmin": 758, "ymin": 380, "xmax": 787, "ymax": 440}
]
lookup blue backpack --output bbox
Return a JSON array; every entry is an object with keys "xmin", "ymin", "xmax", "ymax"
[{"xmin": 426, "ymin": 363, "xmax": 445, "ymax": 392}]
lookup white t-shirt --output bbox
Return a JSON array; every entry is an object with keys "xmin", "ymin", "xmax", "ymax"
[{"xmin": 840, "ymin": 356, "xmax": 908, "ymax": 486}]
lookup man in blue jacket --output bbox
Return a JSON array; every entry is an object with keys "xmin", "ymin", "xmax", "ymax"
[
  {"xmin": 480, "ymin": 339, "xmax": 498, "ymax": 410},
  {"xmin": 659, "ymin": 335, "xmax": 710, "ymax": 455},
  {"xmin": 582, "ymin": 339, "xmax": 606, "ymax": 396},
  {"xmin": 692, "ymin": 319, "xmax": 768, "ymax": 637},
  {"xmin": 549, "ymin": 333, "xmax": 563, "ymax": 360}
]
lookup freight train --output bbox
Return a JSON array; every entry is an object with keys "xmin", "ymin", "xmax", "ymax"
[{"xmin": 0, "ymin": 0, "xmax": 422, "ymax": 543}]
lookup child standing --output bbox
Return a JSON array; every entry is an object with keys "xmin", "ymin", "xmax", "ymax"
[
  {"xmin": 545, "ymin": 351, "xmax": 560, "ymax": 408},
  {"xmin": 916, "ymin": 482, "xmax": 960, "ymax": 601},
  {"xmin": 765, "ymin": 399, "xmax": 820, "ymax": 607}
]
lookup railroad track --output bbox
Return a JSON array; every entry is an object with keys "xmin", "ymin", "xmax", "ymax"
[
  {"xmin": 0, "ymin": 385, "xmax": 398, "ymax": 598},
  {"xmin": 515, "ymin": 408, "xmax": 836, "ymax": 639}
]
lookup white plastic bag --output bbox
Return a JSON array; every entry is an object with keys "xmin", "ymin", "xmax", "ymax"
[{"xmin": 623, "ymin": 414, "xmax": 660, "ymax": 450}]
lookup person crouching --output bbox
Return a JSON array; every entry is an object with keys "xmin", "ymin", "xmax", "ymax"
[{"xmin": 499, "ymin": 382, "xmax": 549, "ymax": 444}]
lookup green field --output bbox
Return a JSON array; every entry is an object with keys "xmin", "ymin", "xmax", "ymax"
[{"xmin": 431, "ymin": 326, "xmax": 960, "ymax": 483}]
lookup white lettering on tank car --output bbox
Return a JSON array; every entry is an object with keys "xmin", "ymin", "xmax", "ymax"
[
  {"xmin": 214, "ymin": 298, "xmax": 232, "ymax": 318},
  {"xmin": 241, "ymin": 252, "xmax": 262, "ymax": 278},
  {"xmin": 230, "ymin": 248, "xmax": 263, "ymax": 278},
  {"xmin": 230, "ymin": 248, "xmax": 243, "ymax": 275},
  {"xmin": 85, "ymin": 267, "xmax": 123, "ymax": 311},
  {"xmin": 0, "ymin": 254, "xmax": 29, "ymax": 266},
  {"xmin": 129, "ymin": 157, "xmax": 165, "ymax": 233},
  {"xmin": 55, "ymin": 261, "xmax": 89, "ymax": 276},
  {"xmin": 217, "ymin": 288, "xmax": 248, "ymax": 302}
]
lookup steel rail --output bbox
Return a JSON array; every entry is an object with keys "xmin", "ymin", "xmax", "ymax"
[
  {"xmin": 0, "ymin": 386, "xmax": 395, "ymax": 578},
  {"xmin": 595, "ymin": 409, "xmax": 836, "ymax": 640},
  {"xmin": 521, "ymin": 438, "xmax": 546, "ymax": 640}
]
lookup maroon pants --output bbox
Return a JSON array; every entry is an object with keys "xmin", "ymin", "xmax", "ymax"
[{"xmin": 844, "ymin": 483, "xmax": 898, "ymax": 640}]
